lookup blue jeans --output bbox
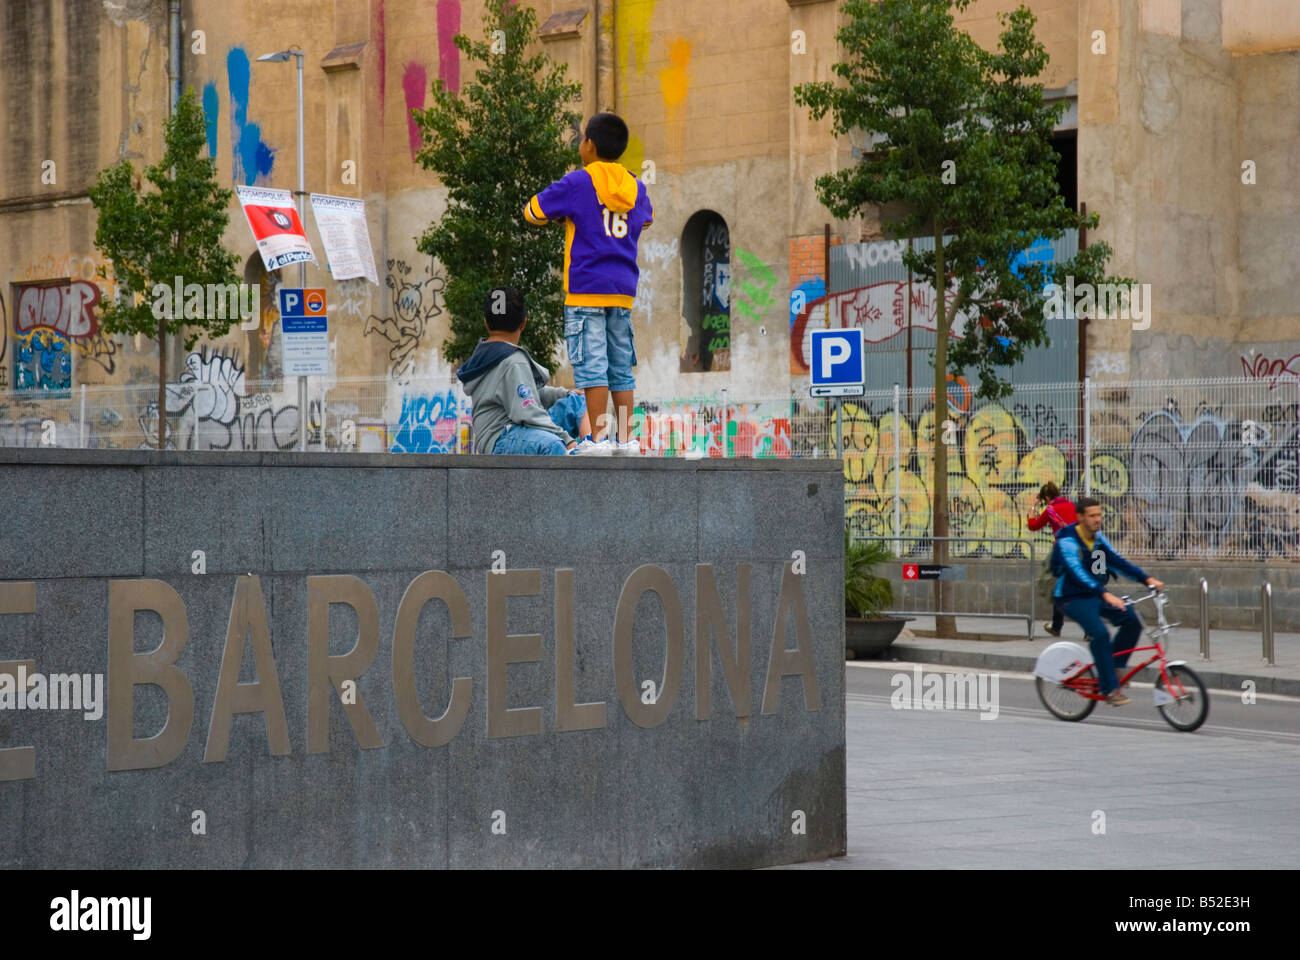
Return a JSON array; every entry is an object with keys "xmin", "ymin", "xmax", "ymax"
[
  {"xmin": 493, "ymin": 425, "xmax": 567, "ymax": 455},
  {"xmin": 492, "ymin": 394, "xmax": 585, "ymax": 455},
  {"xmin": 1061, "ymin": 596, "xmax": 1143, "ymax": 695},
  {"xmin": 565, "ymin": 305, "xmax": 637, "ymax": 390}
]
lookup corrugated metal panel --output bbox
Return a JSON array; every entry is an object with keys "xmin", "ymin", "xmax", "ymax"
[{"xmin": 828, "ymin": 231, "xmax": 1079, "ymax": 391}]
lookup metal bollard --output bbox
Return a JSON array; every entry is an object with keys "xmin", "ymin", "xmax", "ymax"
[
  {"xmin": 1262, "ymin": 582, "xmax": 1275, "ymax": 666},
  {"xmin": 1199, "ymin": 577, "xmax": 1209, "ymax": 659}
]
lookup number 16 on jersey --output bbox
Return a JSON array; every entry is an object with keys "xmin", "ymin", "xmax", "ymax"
[{"xmin": 602, "ymin": 208, "xmax": 628, "ymax": 237}]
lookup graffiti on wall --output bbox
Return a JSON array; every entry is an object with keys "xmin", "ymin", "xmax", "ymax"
[
  {"xmin": 14, "ymin": 255, "xmax": 122, "ymax": 377},
  {"xmin": 147, "ymin": 346, "xmax": 299, "ymax": 451},
  {"xmin": 402, "ymin": 62, "xmax": 428, "ymax": 161},
  {"xmin": 364, "ymin": 259, "xmax": 446, "ymax": 384},
  {"xmin": 731, "ymin": 246, "xmax": 774, "ymax": 326},
  {"xmin": 700, "ymin": 221, "xmax": 731, "ymax": 369},
  {"xmin": 637, "ymin": 237, "xmax": 679, "ymax": 322},
  {"xmin": 389, "ymin": 388, "xmax": 467, "ymax": 454},
  {"xmin": 397, "ymin": 1, "xmax": 462, "ymax": 161},
  {"xmin": 226, "ymin": 48, "xmax": 276, "ymax": 186},
  {"xmin": 833, "ymin": 397, "xmax": 1065, "ymax": 556},
  {"xmin": 0, "ymin": 290, "xmax": 7, "ymax": 390},
  {"xmin": 831, "ymin": 387, "xmax": 1300, "ymax": 560},
  {"xmin": 790, "ymin": 280, "xmax": 972, "ymax": 374},
  {"xmin": 1120, "ymin": 402, "xmax": 1299, "ymax": 558},
  {"xmin": 1241, "ymin": 350, "xmax": 1300, "ymax": 391},
  {"xmin": 334, "ymin": 278, "xmax": 371, "ymax": 319},
  {"xmin": 436, "ymin": 0, "xmax": 461, "ymax": 93},
  {"xmin": 632, "ymin": 398, "xmax": 792, "ymax": 459}
]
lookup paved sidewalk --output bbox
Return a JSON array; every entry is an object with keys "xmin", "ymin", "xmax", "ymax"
[{"xmin": 876, "ymin": 615, "xmax": 1300, "ymax": 696}]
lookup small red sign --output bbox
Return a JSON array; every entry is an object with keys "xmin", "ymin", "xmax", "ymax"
[
  {"xmin": 304, "ymin": 289, "xmax": 327, "ymax": 315},
  {"xmin": 903, "ymin": 564, "xmax": 918, "ymax": 580}
]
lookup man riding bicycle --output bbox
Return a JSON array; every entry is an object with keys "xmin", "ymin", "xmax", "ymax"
[{"xmin": 1050, "ymin": 497, "xmax": 1163, "ymax": 706}]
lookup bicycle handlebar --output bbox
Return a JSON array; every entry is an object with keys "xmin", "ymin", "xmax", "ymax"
[{"xmin": 1120, "ymin": 588, "xmax": 1167, "ymax": 607}]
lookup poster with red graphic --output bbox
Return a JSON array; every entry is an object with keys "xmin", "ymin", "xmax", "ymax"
[{"xmin": 236, "ymin": 186, "xmax": 319, "ymax": 272}]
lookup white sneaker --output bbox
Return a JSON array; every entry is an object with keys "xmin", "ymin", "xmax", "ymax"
[
  {"xmin": 572, "ymin": 437, "xmax": 614, "ymax": 456},
  {"xmin": 613, "ymin": 440, "xmax": 641, "ymax": 456}
]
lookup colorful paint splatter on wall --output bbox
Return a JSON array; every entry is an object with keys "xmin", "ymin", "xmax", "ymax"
[
  {"xmin": 227, "ymin": 48, "xmax": 276, "ymax": 186},
  {"xmin": 202, "ymin": 82, "xmax": 219, "ymax": 158},
  {"xmin": 402, "ymin": 63, "xmax": 428, "ymax": 161},
  {"xmin": 437, "ymin": 0, "xmax": 461, "ymax": 93}
]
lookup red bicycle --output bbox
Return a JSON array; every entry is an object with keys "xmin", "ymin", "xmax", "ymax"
[{"xmin": 1033, "ymin": 590, "xmax": 1209, "ymax": 732}]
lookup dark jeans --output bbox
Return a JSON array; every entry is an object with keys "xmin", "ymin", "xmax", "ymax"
[
  {"xmin": 1061, "ymin": 596, "xmax": 1143, "ymax": 695},
  {"xmin": 1049, "ymin": 598, "xmax": 1064, "ymax": 633}
]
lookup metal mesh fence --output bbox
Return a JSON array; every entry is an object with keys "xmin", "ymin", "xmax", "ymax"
[
  {"xmin": 1, "ymin": 376, "xmax": 472, "ymax": 453},
  {"xmin": 4, "ymin": 374, "xmax": 1296, "ymax": 561}
]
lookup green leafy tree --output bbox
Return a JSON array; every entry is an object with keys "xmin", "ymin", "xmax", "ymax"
[
  {"xmin": 796, "ymin": 0, "xmax": 1125, "ymax": 631},
  {"xmin": 413, "ymin": 0, "xmax": 582, "ymax": 369},
  {"xmin": 89, "ymin": 86, "xmax": 240, "ymax": 449}
]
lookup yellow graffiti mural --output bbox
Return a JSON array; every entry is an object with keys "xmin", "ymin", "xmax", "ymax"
[
  {"xmin": 847, "ymin": 468, "xmax": 931, "ymax": 542},
  {"xmin": 872, "ymin": 409, "xmax": 914, "ymax": 491},
  {"xmin": 1019, "ymin": 444, "xmax": 1067, "ymax": 489},
  {"xmin": 1090, "ymin": 454, "xmax": 1129, "ymax": 497},
  {"xmin": 832, "ymin": 400, "xmax": 1079, "ymax": 558},
  {"xmin": 965, "ymin": 404, "xmax": 1020, "ymax": 488},
  {"xmin": 914, "ymin": 407, "xmax": 967, "ymax": 481}
]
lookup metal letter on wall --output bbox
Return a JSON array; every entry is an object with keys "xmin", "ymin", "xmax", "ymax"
[
  {"xmin": 0, "ymin": 582, "xmax": 37, "ymax": 781},
  {"xmin": 107, "ymin": 580, "xmax": 196, "ymax": 771},
  {"xmin": 204, "ymin": 575, "xmax": 291, "ymax": 762},
  {"xmin": 555, "ymin": 568, "xmax": 606, "ymax": 732},
  {"xmin": 613, "ymin": 565, "xmax": 685, "ymax": 728},
  {"xmin": 486, "ymin": 569, "xmax": 543, "ymax": 738},
  {"xmin": 761, "ymin": 563, "xmax": 821, "ymax": 714},
  {"xmin": 392, "ymin": 571, "xmax": 473, "ymax": 747},
  {"xmin": 695, "ymin": 564, "xmax": 751, "ymax": 720},
  {"xmin": 307, "ymin": 575, "xmax": 384, "ymax": 753}
]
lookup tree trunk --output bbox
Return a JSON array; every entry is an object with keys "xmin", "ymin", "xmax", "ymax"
[
  {"xmin": 932, "ymin": 227, "xmax": 956, "ymax": 636},
  {"xmin": 157, "ymin": 317, "xmax": 167, "ymax": 450}
]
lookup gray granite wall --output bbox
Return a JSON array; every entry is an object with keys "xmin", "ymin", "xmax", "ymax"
[{"xmin": 0, "ymin": 450, "xmax": 845, "ymax": 869}]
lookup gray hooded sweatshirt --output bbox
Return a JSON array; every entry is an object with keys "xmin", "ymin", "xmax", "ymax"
[{"xmin": 455, "ymin": 339, "xmax": 573, "ymax": 453}]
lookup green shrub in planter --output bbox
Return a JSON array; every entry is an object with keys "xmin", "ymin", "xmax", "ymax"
[{"xmin": 844, "ymin": 530, "xmax": 895, "ymax": 619}]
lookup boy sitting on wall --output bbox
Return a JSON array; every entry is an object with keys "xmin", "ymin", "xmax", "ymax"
[{"xmin": 456, "ymin": 287, "xmax": 600, "ymax": 455}]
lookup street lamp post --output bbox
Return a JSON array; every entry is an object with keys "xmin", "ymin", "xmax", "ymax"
[{"xmin": 257, "ymin": 47, "xmax": 309, "ymax": 451}]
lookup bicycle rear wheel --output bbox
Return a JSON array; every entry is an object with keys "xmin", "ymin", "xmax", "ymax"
[
  {"xmin": 1156, "ymin": 664, "xmax": 1209, "ymax": 732},
  {"xmin": 1036, "ymin": 667, "xmax": 1098, "ymax": 722}
]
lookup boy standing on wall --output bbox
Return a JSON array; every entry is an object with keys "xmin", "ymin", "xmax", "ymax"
[{"xmin": 523, "ymin": 113, "xmax": 654, "ymax": 455}]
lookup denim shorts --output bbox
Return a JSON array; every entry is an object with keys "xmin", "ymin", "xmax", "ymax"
[
  {"xmin": 565, "ymin": 305, "xmax": 637, "ymax": 391},
  {"xmin": 546, "ymin": 392, "xmax": 587, "ymax": 436}
]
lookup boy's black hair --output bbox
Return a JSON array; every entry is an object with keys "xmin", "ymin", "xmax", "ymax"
[
  {"xmin": 1075, "ymin": 495, "xmax": 1102, "ymax": 514},
  {"xmin": 584, "ymin": 113, "xmax": 629, "ymax": 161},
  {"xmin": 483, "ymin": 286, "xmax": 526, "ymax": 332}
]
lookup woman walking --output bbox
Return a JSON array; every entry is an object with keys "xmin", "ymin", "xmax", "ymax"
[{"xmin": 1027, "ymin": 482, "xmax": 1077, "ymax": 637}]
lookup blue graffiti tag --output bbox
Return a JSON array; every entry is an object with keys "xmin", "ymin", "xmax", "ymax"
[{"xmin": 390, "ymin": 391, "xmax": 463, "ymax": 454}]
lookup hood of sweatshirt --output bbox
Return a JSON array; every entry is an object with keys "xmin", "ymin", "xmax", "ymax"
[
  {"xmin": 585, "ymin": 161, "xmax": 638, "ymax": 213},
  {"xmin": 455, "ymin": 340, "xmax": 517, "ymax": 386}
]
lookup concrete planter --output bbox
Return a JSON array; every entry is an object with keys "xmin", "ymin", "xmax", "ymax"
[{"xmin": 845, "ymin": 616, "xmax": 912, "ymax": 658}]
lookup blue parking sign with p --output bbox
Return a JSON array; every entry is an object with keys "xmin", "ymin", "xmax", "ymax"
[
  {"xmin": 810, "ymin": 328, "xmax": 865, "ymax": 387},
  {"xmin": 279, "ymin": 288, "xmax": 303, "ymax": 317}
]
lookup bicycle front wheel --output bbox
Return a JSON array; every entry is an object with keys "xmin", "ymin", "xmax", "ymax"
[
  {"xmin": 1036, "ymin": 667, "xmax": 1098, "ymax": 722},
  {"xmin": 1156, "ymin": 664, "xmax": 1209, "ymax": 732}
]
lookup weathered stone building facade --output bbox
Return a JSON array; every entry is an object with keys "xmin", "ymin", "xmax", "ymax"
[{"xmin": 2, "ymin": 0, "xmax": 1298, "ymax": 417}]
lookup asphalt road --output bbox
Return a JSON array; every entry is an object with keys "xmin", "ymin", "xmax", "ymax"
[{"xmin": 783, "ymin": 661, "xmax": 1300, "ymax": 869}]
